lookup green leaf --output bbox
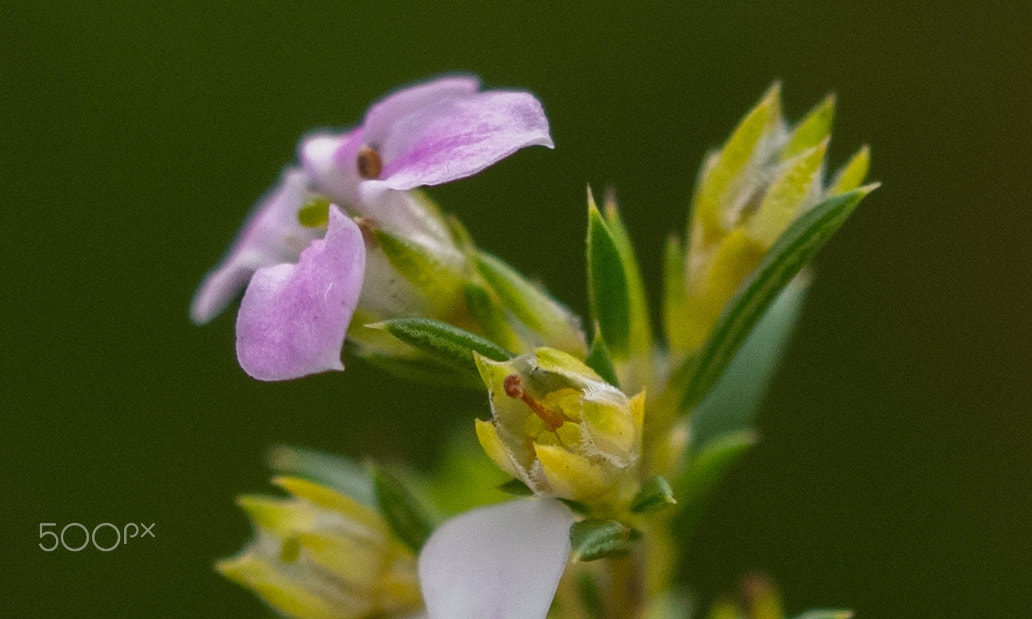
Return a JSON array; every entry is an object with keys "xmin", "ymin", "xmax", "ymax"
[
  {"xmin": 373, "ymin": 229, "xmax": 463, "ymax": 306},
  {"xmin": 570, "ymin": 519, "xmax": 640, "ymax": 562},
  {"xmin": 369, "ymin": 317, "xmax": 514, "ymax": 373},
  {"xmin": 679, "ymin": 185, "xmax": 876, "ymax": 411},
  {"xmin": 585, "ymin": 326, "xmax": 619, "ymax": 387},
  {"xmin": 350, "ymin": 347, "xmax": 484, "ymax": 389},
  {"xmin": 463, "ymin": 282, "xmax": 523, "ymax": 353},
  {"xmin": 631, "ymin": 475, "xmax": 677, "ymax": 513},
  {"xmin": 687, "ymin": 275, "xmax": 808, "ymax": 453},
  {"xmin": 673, "ymin": 430, "xmax": 757, "ymax": 543},
  {"xmin": 371, "ymin": 466, "xmax": 435, "ymax": 553},
  {"xmin": 663, "ymin": 234, "xmax": 691, "ymax": 354},
  {"xmin": 497, "ymin": 478, "xmax": 534, "ymax": 496},
  {"xmin": 475, "ymin": 251, "xmax": 586, "ymax": 356},
  {"xmin": 266, "ymin": 445, "xmax": 374, "ymax": 507},
  {"xmin": 601, "ymin": 190, "xmax": 652, "ymax": 362},
  {"xmin": 587, "ymin": 196, "xmax": 631, "ymax": 357}
]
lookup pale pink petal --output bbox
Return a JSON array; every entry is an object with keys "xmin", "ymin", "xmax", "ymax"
[
  {"xmin": 299, "ymin": 129, "xmax": 364, "ymax": 208},
  {"xmin": 362, "ymin": 76, "xmax": 481, "ymax": 141},
  {"xmin": 376, "ymin": 90, "xmax": 554, "ymax": 190},
  {"xmin": 235, "ymin": 207, "xmax": 365, "ymax": 381},
  {"xmin": 418, "ymin": 499, "xmax": 572, "ymax": 619},
  {"xmin": 190, "ymin": 169, "xmax": 320, "ymax": 324}
]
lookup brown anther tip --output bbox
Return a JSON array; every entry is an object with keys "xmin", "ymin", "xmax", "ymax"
[
  {"xmin": 356, "ymin": 144, "xmax": 383, "ymax": 179},
  {"xmin": 354, "ymin": 217, "xmax": 378, "ymax": 245},
  {"xmin": 503, "ymin": 374, "xmax": 524, "ymax": 399}
]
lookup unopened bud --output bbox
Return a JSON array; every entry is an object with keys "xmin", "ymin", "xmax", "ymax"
[{"xmin": 474, "ymin": 348, "xmax": 645, "ymax": 510}]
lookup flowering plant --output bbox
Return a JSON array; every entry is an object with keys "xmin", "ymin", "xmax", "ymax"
[{"xmin": 194, "ymin": 75, "xmax": 874, "ymax": 618}]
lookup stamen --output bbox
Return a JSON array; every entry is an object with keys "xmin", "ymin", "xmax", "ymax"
[
  {"xmin": 354, "ymin": 217, "xmax": 378, "ymax": 246},
  {"xmin": 503, "ymin": 374, "xmax": 564, "ymax": 430},
  {"xmin": 356, "ymin": 144, "xmax": 383, "ymax": 179}
]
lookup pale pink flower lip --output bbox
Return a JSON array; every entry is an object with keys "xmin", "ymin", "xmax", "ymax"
[
  {"xmin": 193, "ymin": 75, "xmax": 553, "ymax": 381},
  {"xmin": 302, "ymin": 75, "xmax": 554, "ymax": 209},
  {"xmin": 235, "ymin": 206, "xmax": 365, "ymax": 381}
]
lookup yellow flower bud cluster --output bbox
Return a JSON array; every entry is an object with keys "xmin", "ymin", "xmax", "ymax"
[
  {"xmin": 474, "ymin": 348, "xmax": 645, "ymax": 510},
  {"xmin": 217, "ymin": 477, "xmax": 421, "ymax": 619}
]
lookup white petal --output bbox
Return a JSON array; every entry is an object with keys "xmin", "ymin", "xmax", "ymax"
[{"xmin": 418, "ymin": 499, "xmax": 572, "ymax": 619}]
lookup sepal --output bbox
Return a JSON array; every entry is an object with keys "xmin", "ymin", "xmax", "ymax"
[
  {"xmin": 371, "ymin": 465, "xmax": 436, "ymax": 554},
  {"xmin": 569, "ymin": 518, "xmax": 641, "ymax": 562},
  {"xmin": 370, "ymin": 317, "xmax": 514, "ymax": 377},
  {"xmin": 630, "ymin": 475, "xmax": 677, "ymax": 514},
  {"xmin": 475, "ymin": 251, "xmax": 587, "ymax": 356}
]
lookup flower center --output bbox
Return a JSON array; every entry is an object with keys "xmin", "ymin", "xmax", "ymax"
[
  {"xmin": 503, "ymin": 374, "xmax": 565, "ymax": 430},
  {"xmin": 356, "ymin": 144, "xmax": 383, "ymax": 179}
]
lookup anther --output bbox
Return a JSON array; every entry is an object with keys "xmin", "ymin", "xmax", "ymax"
[
  {"xmin": 356, "ymin": 144, "xmax": 383, "ymax": 179},
  {"xmin": 503, "ymin": 374, "xmax": 564, "ymax": 430}
]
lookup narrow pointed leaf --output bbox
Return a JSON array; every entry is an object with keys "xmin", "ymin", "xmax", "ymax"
[
  {"xmin": 570, "ymin": 519, "xmax": 640, "ymax": 562},
  {"xmin": 352, "ymin": 347, "xmax": 485, "ymax": 389},
  {"xmin": 602, "ymin": 192, "xmax": 652, "ymax": 361},
  {"xmin": 679, "ymin": 185, "xmax": 876, "ymax": 411},
  {"xmin": 585, "ymin": 327, "xmax": 619, "ymax": 387},
  {"xmin": 464, "ymin": 282, "xmax": 523, "ymax": 353},
  {"xmin": 687, "ymin": 275, "xmax": 808, "ymax": 452},
  {"xmin": 370, "ymin": 317, "xmax": 514, "ymax": 373},
  {"xmin": 371, "ymin": 466, "xmax": 435, "ymax": 553},
  {"xmin": 673, "ymin": 430, "xmax": 758, "ymax": 543},
  {"xmin": 373, "ymin": 228, "xmax": 463, "ymax": 306},
  {"xmin": 631, "ymin": 475, "xmax": 677, "ymax": 513},
  {"xmin": 497, "ymin": 478, "xmax": 535, "ymax": 496},
  {"xmin": 475, "ymin": 251, "xmax": 586, "ymax": 356},
  {"xmin": 587, "ymin": 199, "xmax": 631, "ymax": 357},
  {"xmin": 663, "ymin": 233, "xmax": 691, "ymax": 353},
  {"xmin": 266, "ymin": 445, "xmax": 375, "ymax": 507}
]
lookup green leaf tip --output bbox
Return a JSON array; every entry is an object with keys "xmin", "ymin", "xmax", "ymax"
[
  {"xmin": 680, "ymin": 185, "xmax": 875, "ymax": 411},
  {"xmin": 673, "ymin": 429, "xmax": 759, "ymax": 543},
  {"xmin": 587, "ymin": 190, "xmax": 632, "ymax": 357},
  {"xmin": 585, "ymin": 325, "xmax": 620, "ymax": 387},
  {"xmin": 370, "ymin": 465, "xmax": 434, "ymax": 553},
  {"xmin": 474, "ymin": 251, "xmax": 587, "ymax": 357},
  {"xmin": 497, "ymin": 478, "xmax": 534, "ymax": 496},
  {"xmin": 369, "ymin": 317, "xmax": 514, "ymax": 372},
  {"xmin": 570, "ymin": 519, "xmax": 641, "ymax": 562},
  {"xmin": 631, "ymin": 475, "xmax": 677, "ymax": 513}
]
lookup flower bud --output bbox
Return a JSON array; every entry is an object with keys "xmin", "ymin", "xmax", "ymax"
[
  {"xmin": 217, "ymin": 476, "xmax": 422, "ymax": 619},
  {"xmin": 474, "ymin": 348, "xmax": 645, "ymax": 510},
  {"xmin": 674, "ymin": 85, "xmax": 869, "ymax": 352}
]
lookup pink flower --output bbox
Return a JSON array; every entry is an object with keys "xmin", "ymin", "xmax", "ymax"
[{"xmin": 192, "ymin": 76, "xmax": 553, "ymax": 381}]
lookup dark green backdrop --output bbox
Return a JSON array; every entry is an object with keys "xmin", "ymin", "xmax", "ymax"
[{"xmin": 4, "ymin": 3, "xmax": 1029, "ymax": 616}]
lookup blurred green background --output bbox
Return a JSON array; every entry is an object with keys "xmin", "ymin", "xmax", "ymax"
[{"xmin": 3, "ymin": 2, "xmax": 1029, "ymax": 616}]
